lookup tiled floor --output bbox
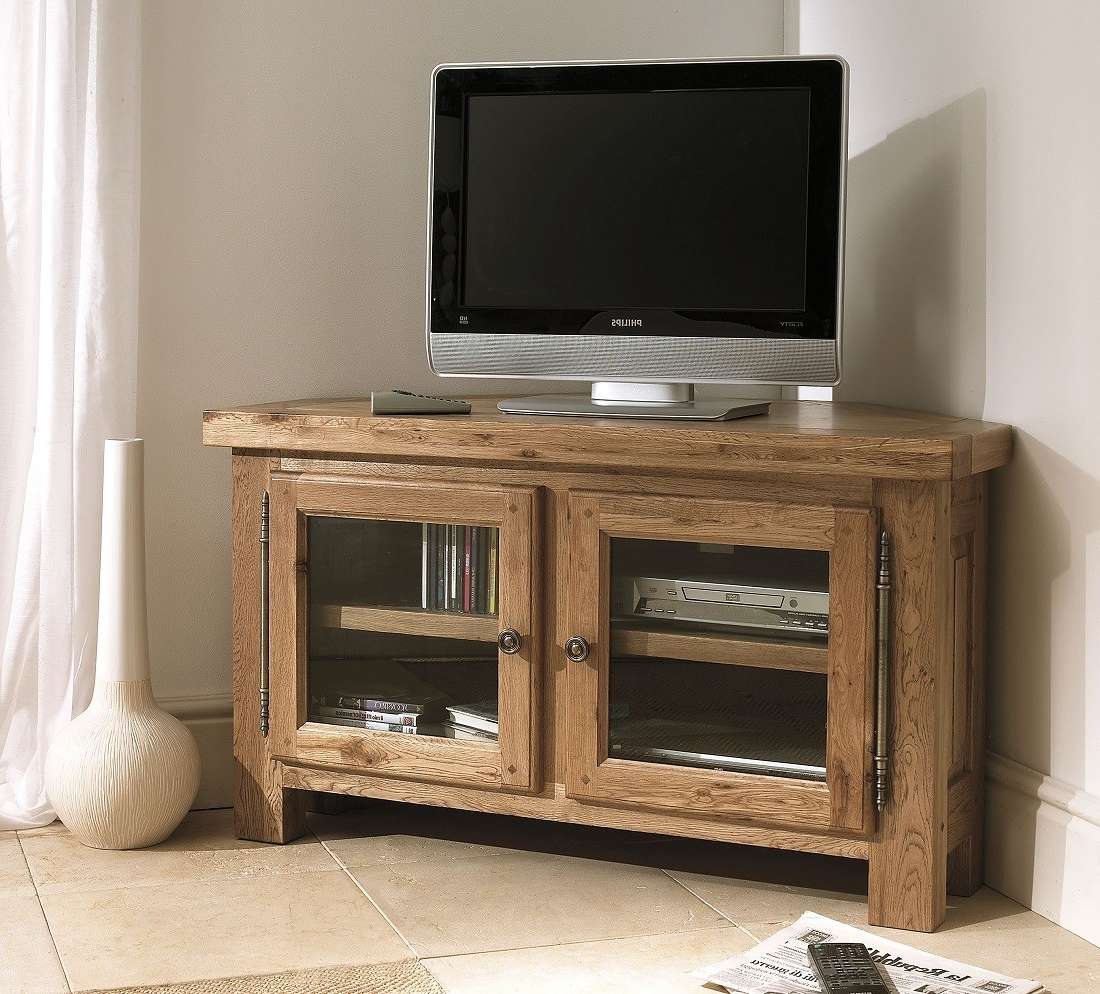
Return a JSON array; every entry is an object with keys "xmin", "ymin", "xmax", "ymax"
[{"xmin": 2, "ymin": 803, "xmax": 1099, "ymax": 993}]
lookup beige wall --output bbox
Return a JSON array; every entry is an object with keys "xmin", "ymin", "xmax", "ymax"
[
  {"xmin": 138, "ymin": 1, "xmax": 785, "ymax": 803},
  {"xmin": 800, "ymin": 0, "xmax": 1100, "ymax": 943}
]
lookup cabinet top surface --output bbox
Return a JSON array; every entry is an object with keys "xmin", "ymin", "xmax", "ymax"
[{"xmin": 202, "ymin": 397, "xmax": 1011, "ymax": 480}]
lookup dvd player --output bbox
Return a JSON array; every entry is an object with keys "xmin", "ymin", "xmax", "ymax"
[{"xmin": 613, "ymin": 575, "xmax": 829, "ymax": 637}]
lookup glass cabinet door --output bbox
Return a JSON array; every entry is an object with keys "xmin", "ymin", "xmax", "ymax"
[
  {"xmin": 565, "ymin": 491, "xmax": 877, "ymax": 834},
  {"xmin": 267, "ymin": 475, "xmax": 539, "ymax": 792}
]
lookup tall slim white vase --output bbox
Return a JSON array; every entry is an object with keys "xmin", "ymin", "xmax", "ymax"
[{"xmin": 45, "ymin": 439, "xmax": 200, "ymax": 849}]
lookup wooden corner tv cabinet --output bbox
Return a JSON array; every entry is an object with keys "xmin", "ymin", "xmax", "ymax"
[{"xmin": 202, "ymin": 397, "xmax": 1011, "ymax": 933}]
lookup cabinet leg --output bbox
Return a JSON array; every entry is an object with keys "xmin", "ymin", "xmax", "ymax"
[
  {"xmin": 234, "ymin": 759, "xmax": 306, "ymax": 844},
  {"xmin": 868, "ymin": 824, "xmax": 947, "ymax": 931},
  {"xmin": 947, "ymin": 833, "xmax": 983, "ymax": 897}
]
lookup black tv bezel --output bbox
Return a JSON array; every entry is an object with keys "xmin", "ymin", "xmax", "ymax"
[{"xmin": 429, "ymin": 59, "xmax": 846, "ymax": 341}]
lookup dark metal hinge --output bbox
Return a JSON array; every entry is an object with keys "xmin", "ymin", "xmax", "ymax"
[
  {"xmin": 259, "ymin": 491, "xmax": 270, "ymax": 738},
  {"xmin": 873, "ymin": 529, "xmax": 892, "ymax": 813}
]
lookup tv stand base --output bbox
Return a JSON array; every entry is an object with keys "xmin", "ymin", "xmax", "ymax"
[{"xmin": 498, "ymin": 383, "xmax": 770, "ymax": 421}]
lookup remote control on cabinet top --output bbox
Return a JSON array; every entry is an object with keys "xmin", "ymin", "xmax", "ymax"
[
  {"xmin": 370, "ymin": 390, "xmax": 472, "ymax": 415},
  {"xmin": 808, "ymin": 943, "xmax": 890, "ymax": 994}
]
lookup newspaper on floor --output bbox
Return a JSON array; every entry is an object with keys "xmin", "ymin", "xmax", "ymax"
[{"xmin": 693, "ymin": 911, "xmax": 1043, "ymax": 994}]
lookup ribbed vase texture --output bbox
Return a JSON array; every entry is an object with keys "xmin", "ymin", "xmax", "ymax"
[
  {"xmin": 45, "ymin": 438, "xmax": 200, "ymax": 849},
  {"xmin": 45, "ymin": 681, "xmax": 200, "ymax": 849}
]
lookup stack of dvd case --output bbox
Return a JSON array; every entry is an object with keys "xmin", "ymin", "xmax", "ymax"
[
  {"xmin": 421, "ymin": 524, "xmax": 498, "ymax": 614},
  {"xmin": 311, "ymin": 690, "xmax": 443, "ymax": 734},
  {"xmin": 442, "ymin": 701, "xmax": 499, "ymax": 741}
]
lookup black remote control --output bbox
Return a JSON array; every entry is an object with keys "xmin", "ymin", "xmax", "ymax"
[{"xmin": 808, "ymin": 942, "xmax": 890, "ymax": 994}]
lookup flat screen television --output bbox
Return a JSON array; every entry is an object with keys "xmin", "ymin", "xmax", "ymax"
[{"xmin": 426, "ymin": 58, "xmax": 848, "ymax": 420}]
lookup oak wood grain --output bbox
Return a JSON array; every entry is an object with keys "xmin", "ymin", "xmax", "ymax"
[
  {"xmin": 590, "ymin": 757, "xmax": 833, "ymax": 828},
  {"xmin": 867, "ymin": 480, "xmax": 953, "ymax": 932},
  {"xmin": 497, "ymin": 486, "xmax": 541, "ymax": 789},
  {"xmin": 564, "ymin": 493, "xmax": 607, "ymax": 801},
  {"xmin": 949, "ymin": 545, "xmax": 973, "ymax": 782},
  {"xmin": 214, "ymin": 408, "xmax": 1003, "ymax": 932},
  {"xmin": 279, "ymin": 456, "xmax": 877, "ymax": 506},
  {"xmin": 315, "ymin": 604, "xmax": 498, "ymax": 642},
  {"xmin": 611, "ymin": 624, "xmax": 829, "ymax": 674},
  {"xmin": 280, "ymin": 763, "xmax": 870, "ymax": 859},
  {"xmin": 291, "ymin": 722, "xmax": 503, "ymax": 787},
  {"xmin": 267, "ymin": 474, "xmax": 542, "ymax": 795},
  {"xmin": 291, "ymin": 474, "xmax": 503, "ymax": 525},
  {"xmin": 203, "ymin": 398, "xmax": 1012, "ymax": 481},
  {"xmin": 564, "ymin": 489, "xmax": 851, "ymax": 833},
  {"xmin": 946, "ymin": 774, "xmax": 978, "ymax": 851},
  {"xmin": 947, "ymin": 474, "xmax": 988, "ymax": 897},
  {"xmin": 267, "ymin": 475, "xmax": 304, "ymax": 762},
  {"xmin": 545, "ymin": 489, "xmax": 569, "ymax": 787},
  {"xmin": 231, "ymin": 455, "xmax": 306, "ymax": 844},
  {"xmin": 595, "ymin": 492, "xmax": 836, "ymax": 550},
  {"xmin": 826, "ymin": 507, "xmax": 878, "ymax": 833}
]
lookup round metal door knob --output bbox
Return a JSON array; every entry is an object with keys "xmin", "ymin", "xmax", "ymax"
[
  {"xmin": 565, "ymin": 636, "xmax": 590, "ymax": 662},
  {"xmin": 497, "ymin": 628, "xmax": 522, "ymax": 654}
]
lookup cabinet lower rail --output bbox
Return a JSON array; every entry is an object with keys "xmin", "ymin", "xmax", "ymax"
[{"xmin": 277, "ymin": 760, "xmax": 871, "ymax": 860}]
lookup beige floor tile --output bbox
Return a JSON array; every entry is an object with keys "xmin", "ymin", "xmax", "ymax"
[
  {"xmin": 668, "ymin": 865, "xmax": 867, "ymax": 931},
  {"xmin": 0, "ymin": 895, "xmax": 70, "ymax": 994},
  {"xmin": 630, "ymin": 837, "xmax": 864, "ymax": 930},
  {"xmin": 16, "ymin": 819, "xmax": 67, "ymax": 838},
  {"xmin": 425, "ymin": 925, "xmax": 753, "ymax": 994},
  {"xmin": 309, "ymin": 807, "xmax": 510, "ymax": 869},
  {"xmin": 0, "ymin": 836, "xmax": 35, "ymax": 897},
  {"xmin": 41, "ymin": 867, "xmax": 411, "ymax": 991},
  {"xmin": 23, "ymin": 807, "xmax": 337, "ymax": 894},
  {"xmin": 349, "ymin": 849, "xmax": 724, "ymax": 958}
]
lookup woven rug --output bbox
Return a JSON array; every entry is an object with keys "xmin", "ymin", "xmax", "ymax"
[{"xmin": 87, "ymin": 960, "xmax": 444, "ymax": 994}]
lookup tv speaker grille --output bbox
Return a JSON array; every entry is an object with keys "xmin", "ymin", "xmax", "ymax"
[{"xmin": 429, "ymin": 333, "xmax": 838, "ymax": 384}]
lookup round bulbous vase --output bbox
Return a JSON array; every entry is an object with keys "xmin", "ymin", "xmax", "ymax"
[
  {"xmin": 45, "ymin": 439, "xmax": 200, "ymax": 849},
  {"xmin": 44, "ymin": 681, "xmax": 201, "ymax": 849}
]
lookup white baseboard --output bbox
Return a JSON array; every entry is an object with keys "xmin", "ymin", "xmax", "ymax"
[
  {"xmin": 985, "ymin": 751, "xmax": 1100, "ymax": 947},
  {"xmin": 159, "ymin": 693, "xmax": 233, "ymax": 810}
]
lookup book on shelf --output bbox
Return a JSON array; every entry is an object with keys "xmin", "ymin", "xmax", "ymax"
[
  {"xmin": 314, "ymin": 714, "xmax": 418, "ymax": 733},
  {"xmin": 312, "ymin": 703, "xmax": 420, "ymax": 726},
  {"xmin": 444, "ymin": 700, "xmax": 499, "ymax": 736},
  {"xmin": 442, "ymin": 720, "xmax": 498, "ymax": 742},
  {"xmin": 420, "ymin": 524, "xmax": 499, "ymax": 615}
]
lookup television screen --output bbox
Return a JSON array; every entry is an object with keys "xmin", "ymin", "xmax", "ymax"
[{"xmin": 462, "ymin": 90, "xmax": 811, "ymax": 312}]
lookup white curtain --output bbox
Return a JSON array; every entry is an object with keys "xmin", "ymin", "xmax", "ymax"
[{"xmin": 0, "ymin": 0, "xmax": 141, "ymax": 829}]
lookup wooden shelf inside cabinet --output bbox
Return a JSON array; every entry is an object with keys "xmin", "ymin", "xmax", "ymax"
[
  {"xmin": 315, "ymin": 604, "xmax": 498, "ymax": 643},
  {"xmin": 611, "ymin": 623, "xmax": 829, "ymax": 675}
]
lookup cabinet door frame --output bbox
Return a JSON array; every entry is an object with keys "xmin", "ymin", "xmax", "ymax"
[
  {"xmin": 268, "ymin": 472, "xmax": 541, "ymax": 792},
  {"xmin": 564, "ymin": 490, "xmax": 877, "ymax": 834}
]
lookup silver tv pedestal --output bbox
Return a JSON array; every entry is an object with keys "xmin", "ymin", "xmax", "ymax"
[{"xmin": 497, "ymin": 382, "xmax": 770, "ymax": 422}]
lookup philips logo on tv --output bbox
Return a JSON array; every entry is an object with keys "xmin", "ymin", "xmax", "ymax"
[{"xmin": 611, "ymin": 318, "xmax": 643, "ymax": 328}]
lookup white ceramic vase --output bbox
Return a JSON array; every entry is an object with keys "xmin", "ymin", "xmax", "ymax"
[{"xmin": 45, "ymin": 439, "xmax": 200, "ymax": 849}]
